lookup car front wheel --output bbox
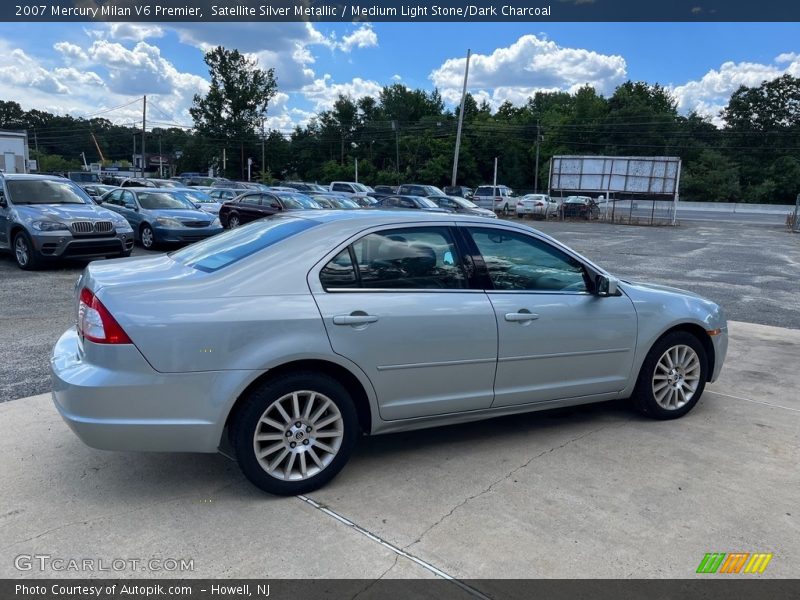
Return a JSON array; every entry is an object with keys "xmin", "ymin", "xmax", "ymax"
[
  {"xmin": 231, "ymin": 372, "xmax": 359, "ymax": 495},
  {"xmin": 140, "ymin": 224, "xmax": 156, "ymax": 249},
  {"xmin": 632, "ymin": 331, "xmax": 708, "ymax": 419},
  {"xmin": 13, "ymin": 232, "xmax": 40, "ymax": 270}
]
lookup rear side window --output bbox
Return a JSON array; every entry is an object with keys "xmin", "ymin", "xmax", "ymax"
[
  {"xmin": 320, "ymin": 227, "xmax": 467, "ymax": 290},
  {"xmin": 171, "ymin": 217, "xmax": 319, "ymax": 273}
]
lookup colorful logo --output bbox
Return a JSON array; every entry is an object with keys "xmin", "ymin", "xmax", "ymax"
[{"xmin": 696, "ymin": 553, "xmax": 773, "ymax": 574}]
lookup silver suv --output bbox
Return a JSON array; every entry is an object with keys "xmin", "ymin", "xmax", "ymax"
[
  {"xmin": 0, "ymin": 174, "xmax": 134, "ymax": 270},
  {"xmin": 473, "ymin": 185, "xmax": 516, "ymax": 215}
]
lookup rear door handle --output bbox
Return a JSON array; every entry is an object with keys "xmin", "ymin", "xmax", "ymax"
[
  {"xmin": 333, "ymin": 314, "xmax": 379, "ymax": 326},
  {"xmin": 505, "ymin": 311, "xmax": 539, "ymax": 322}
]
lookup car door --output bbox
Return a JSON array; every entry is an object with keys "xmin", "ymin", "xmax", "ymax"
[
  {"xmin": 463, "ymin": 225, "xmax": 637, "ymax": 408},
  {"xmin": 0, "ymin": 185, "xmax": 9, "ymax": 247},
  {"xmin": 310, "ymin": 225, "xmax": 498, "ymax": 421},
  {"xmin": 236, "ymin": 194, "xmax": 262, "ymax": 223}
]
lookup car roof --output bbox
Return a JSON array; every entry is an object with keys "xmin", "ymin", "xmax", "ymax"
[{"xmin": 2, "ymin": 174, "xmax": 68, "ymax": 181}]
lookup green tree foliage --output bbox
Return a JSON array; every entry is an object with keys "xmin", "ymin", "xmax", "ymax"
[
  {"xmin": 4, "ymin": 72, "xmax": 800, "ymax": 202},
  {"xmin": 189, "ymin": 46, "xmax": 277, "ymax": 178}
]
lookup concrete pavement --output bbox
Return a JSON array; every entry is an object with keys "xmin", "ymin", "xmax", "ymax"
[{"xmin": 1, "ymin": 321, "xmax": 797, "ymax": 581}]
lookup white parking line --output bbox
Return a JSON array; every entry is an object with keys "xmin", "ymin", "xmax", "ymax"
[
  {"xmin": 707, "ymin": 390, "xmax": 800, "ymax": 413},
  {"xmin": 296, "ymin": 494, "xmax": 491, "ymax": 597}
]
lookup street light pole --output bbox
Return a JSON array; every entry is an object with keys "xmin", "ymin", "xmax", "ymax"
[{"xmin": 451, "ymin": 49, "xmax": 471, "ymax": 188}]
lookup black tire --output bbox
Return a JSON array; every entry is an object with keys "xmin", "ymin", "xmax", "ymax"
[
  {"xmin": 231, "ymin": 371, "xmax": 359, "ymax": 496},
  {"xmin": 631, "ymin": 331, "xmax": 708, "ymax": 420},
  {"xmin": 13, "ymin": 231, "xmax": 40, "ymax": 270},
  {"xmin": 139, "ymin": 224, "xmax": 157, "ymax": 249},
  {"xmin": 228, "ymin": 213, "xmax": 241, "ymax": 228}
]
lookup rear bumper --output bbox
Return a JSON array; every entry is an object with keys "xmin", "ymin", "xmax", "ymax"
[{"xmin": 51, "ymin": 328, "xmax": 244, "ymax": 453}]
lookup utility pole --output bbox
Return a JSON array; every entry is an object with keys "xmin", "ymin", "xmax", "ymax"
[
  {"xmin": 391, "ymin": 120, "xmax": 400, "ymax": 185},
  {"xmin": 222, "ymin": 148, "xmax": 227, "ymax": 174},
  {"xmin": 493, "ymin": 157, "xmax": 498, "ymax": 187},
  {"xmin": 158, "ymin": 134, "xmax": 163, "ymax": 178},
  {"xmin": 451, "ymin": 49, "xmax": 471, "ymax": 188},
  {"xmin": 132, "ymin": 134, "xmax": 136, "ymax": 174},
  {"xmin": 141, "ymin": 95, "xmax": 146, "ymax": 178},
  {"xmin": 261, "ymin": 117, "xmax": 266, "ymax": 181},
  {"xmin": 534, "ymin": 121, "xmax": 541, "ymax": 193}
]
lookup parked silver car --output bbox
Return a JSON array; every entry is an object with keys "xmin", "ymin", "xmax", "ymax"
[{"xmin": 52, "ymin": 211, "xmax": 727, "ymax": 495}]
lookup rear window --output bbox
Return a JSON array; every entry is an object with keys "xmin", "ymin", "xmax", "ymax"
[
  {"xmin": 170, "ymin": 216, "xmax": 319, "ymax": 273},
  {"xmin": 475, "ymin": 186, "xmax": 493, "ymax": 196}
]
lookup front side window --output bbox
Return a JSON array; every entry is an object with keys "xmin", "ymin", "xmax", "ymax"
[
  {"xmin": 468, "ymin": 228, "xmax": 588, "ymax": 293},
  {"xmin": 320, "ymin": 227, "xmax": 467, "ymax": 290}
]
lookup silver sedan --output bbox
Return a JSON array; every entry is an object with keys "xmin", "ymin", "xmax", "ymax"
[{"xmin": 52, "ymin": 211, "xmax": 727, "ymax": 495}]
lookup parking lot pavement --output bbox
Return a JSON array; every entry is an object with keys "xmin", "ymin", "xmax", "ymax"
[
  {"xmin": 1, "ymin": 219, "xmax": 798, "ymax": 404},
  {"xmin": 1, "ymin": 321, "xmax": 797, "ymax": 580}
]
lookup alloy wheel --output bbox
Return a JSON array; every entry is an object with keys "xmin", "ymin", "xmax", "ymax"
[
  {"xmin": 652, "ymin": 344, "xmax": 701, "ymax": 410},
  {"xmin": 14, "ymin": 236, "xmax": 29, "ymax": 267},
  {"xmin": 252, "ymin": 390, "xmax": 344, "ymax": 481}
]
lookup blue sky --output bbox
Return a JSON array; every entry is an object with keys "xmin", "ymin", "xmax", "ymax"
[{"xmin": 0, "ymin": 22, "xmax": 797, "ymax": 130}]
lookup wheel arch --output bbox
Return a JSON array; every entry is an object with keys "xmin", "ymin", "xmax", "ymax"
[{"xmin": 223, "ymin": 358, "xmax": 374, "ymax": 446}]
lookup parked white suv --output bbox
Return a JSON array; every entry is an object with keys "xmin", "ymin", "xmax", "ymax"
[
  {"xmin": 473, "ymin": 185, "xmax": 516, "ymax": 215},
  {"xmin": 329, "ymin": 181, "xmax": 372, "ymax": 197}
]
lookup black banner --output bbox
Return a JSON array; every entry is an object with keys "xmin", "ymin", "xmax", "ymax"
[
  {"xmin": 3, "ymin": 0, "xmax": 800, "ymax": 22},
  {"xmin": 3, "ymin": 580, "xmax": 800, "ymax": 600}
]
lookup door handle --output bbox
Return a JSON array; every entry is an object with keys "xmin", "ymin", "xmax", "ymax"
[
  {"xmin": 333, "ymin": 314, "xmax": 379, "ymax": 326},
  {"xmin": 504, "ymin": 311, "xmax": 539, "ymax": 322}
]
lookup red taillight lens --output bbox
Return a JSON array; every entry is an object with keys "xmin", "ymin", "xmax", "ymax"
[{"xmin": 78, "ymin": 288, "xmax": 132, "ymax": 344}]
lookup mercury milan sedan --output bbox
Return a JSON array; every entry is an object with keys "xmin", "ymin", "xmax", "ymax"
[{"xmin": 52, "ymin": 211, "xmax": 727, "ymax": 495}]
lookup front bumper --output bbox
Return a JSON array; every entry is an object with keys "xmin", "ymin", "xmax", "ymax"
[
  {"xmin": 51, "ymin": 328, "xmax": 244, "ymax": 453},
  {"xmin": 709, "ymin": 327, "xmax": 728, "ymax": 383},
  {"xmin": 32, "ymin": 230, "xmax": 134, "ymax": 258},
  {"xmin": 153, "ymin": 225, "xmax": 223, "ymax": 244}
]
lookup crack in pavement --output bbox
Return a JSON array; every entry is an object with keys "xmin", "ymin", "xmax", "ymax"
[
  {"xmin": 351, "ymin": 554, "xmax": 400, "ymax": 600},
  {"xmin": 404, "ymin": 424, "xmax": 611, "ymax": 551}
]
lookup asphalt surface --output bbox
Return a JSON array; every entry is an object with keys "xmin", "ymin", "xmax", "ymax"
[{"xmin": 1, "ymin": 219, "xmax": 798, "ymax": 403}]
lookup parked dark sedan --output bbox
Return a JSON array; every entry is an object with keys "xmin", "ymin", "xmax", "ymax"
[
  {"xmin": 373, "ymin": 195, "xmax": 448, "ymax": 213},
  {"xmin": 559, "ymin": 196, "xmax": 599, "ymax": 219},
  {"xmin": 219, "ymin": 191, "xmax": 322, "ymax": 228}
]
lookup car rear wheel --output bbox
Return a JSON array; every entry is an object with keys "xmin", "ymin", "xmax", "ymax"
[
  {"xmin": 231, "ymin": 372, "xmax": 359, "ymax": 495},
  {"xmin": 632, "ymin": 331, "xmax": 707, "ymax": 419},
  {"xmin": 228, "ymin": 213, "xmax": 241, "ymax": 228},
  {"xmin": 140, "ymin": 224, "xmax": 156, "ymax": 249},
  {"xmin": 13, "ymin": 232, "xmax": 40, "ymax": 270}
]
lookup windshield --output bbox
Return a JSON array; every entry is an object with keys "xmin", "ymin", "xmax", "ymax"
[
  {"xmin": 418, "ymin": 197, "xmax": 439, "ymax": 209},
  {"xmin": 352, "ymin": 183, "xmax": 370, "ymax": 193},
  {"xmin": 452, "ymin": 196, "xmax": 478, "ymax": 208},
  {"xmin": 7, "ymin": 179, "xmax": 90, "ymax": 205},
  {"xmin": 425, "ymin": 186, "xmax": 446, "ymax": 196},
  {"xmin": 138, "ymin": 192, "xmax": 198, "ymax": 210},
  {"xmin": 177, "ymin": 190, "xmax": 215, "ymax": 204},
  {"xmin": 279, "ymin": 193, "xmax": 321, "ymax": 209},
  {"xmin": 171, "ymin": 217, "xmax": 319, "ymax": 272}
]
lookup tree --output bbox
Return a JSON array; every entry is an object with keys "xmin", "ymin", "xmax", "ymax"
[{"xmin": 189, "ymin": 46, "xmax": 278, "ymax": 177}]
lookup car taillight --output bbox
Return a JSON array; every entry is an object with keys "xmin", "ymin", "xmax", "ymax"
[
  {"xmin": 78, "ymin": 288, "xmax": 132, "ymax": 344},
  {"xmin": 535, "ymin": 202, "xmax": 544, "ymax": 207}
]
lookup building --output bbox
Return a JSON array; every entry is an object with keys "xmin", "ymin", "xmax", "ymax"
[{"xmin": 0, "ymin": 130, "xmax": 30, "ymax": 174}]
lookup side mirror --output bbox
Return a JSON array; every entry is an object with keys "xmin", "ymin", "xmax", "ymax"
[
  {"xmin": 595, "ymin": 274, "xmax": 620, "ymax": 297},
  {"xmin": 194, "ymin": 203, "xmax": 202, "ymax": 209},
  {"xmin": 0, "ymin": 190, "xmax": 6, "ymax": 207}
]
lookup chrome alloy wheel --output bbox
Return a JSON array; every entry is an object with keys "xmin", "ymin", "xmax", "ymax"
[
  {"xmin": 252, "ymin": 390, "xmax": 344, "ymax": 481},
  {"xmin": 652, "ymin": 344, "xmax": 701, "ymax": 410},
  {"xmin": 14, "ymin": 236, "xmax": 29, "ymax": 266}
]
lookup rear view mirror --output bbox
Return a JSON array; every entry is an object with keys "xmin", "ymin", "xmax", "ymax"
[{"xmin": 596, "ymin": 274, "xmax": 620, "ymax": 297}]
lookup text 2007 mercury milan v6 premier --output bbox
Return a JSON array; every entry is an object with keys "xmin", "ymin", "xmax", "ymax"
[{"xmin": 51, "ymin": 210, "xmax": 727, "ymax": 495}]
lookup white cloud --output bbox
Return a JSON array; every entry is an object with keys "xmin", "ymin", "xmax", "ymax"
[
  {"xmin": 0, "ymin": 48, "xmax": 69, "ymax": 94},
  {"xmin": 430, "ymin": 34, "xmax": 627, "ymax": 108},
  {"xmin": 53, "ymin": 41, "xmax": 87, "ymax": 63},
  {"xmin": 104, "ymin": 23, "xmax": 165, "ymax": 42},
  {"xmin": 338, "ymin": 25, "xmax": 378, "ymax": 52},
  {"xmin": 299, "ymin": 74, "xmax": 383, "ymax": 112},
  {"xmin": 669, "ymin": 55, "xmax": 800, "ymax": 124}
]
